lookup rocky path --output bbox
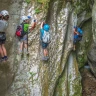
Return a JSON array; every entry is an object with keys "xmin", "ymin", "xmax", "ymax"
[{"xmin": 82, "ymin": 68, "xmax": 96, "ymax": 96}]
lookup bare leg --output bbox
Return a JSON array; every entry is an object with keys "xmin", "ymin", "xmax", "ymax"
[
  {"xmin": 43, "ymin": 49, "xmax": 48, "ymax": 57},
  {"xmin": 0, "ymin": 45, "xmax": 4, "ymax": 57},
  {"xmin": 24, "ymin": 43, "xmax": 27, "ymax": 49},
  {"xmin": 24, "ymin": 43, "xmax": 28, "ymax": 54},
  {"xmin": 1, "ymin": 44, "xmax": 7, "ymax": 56},
  {"xmin": 20, "ymin": 42, "xmax": 23, "ymax": 53}
]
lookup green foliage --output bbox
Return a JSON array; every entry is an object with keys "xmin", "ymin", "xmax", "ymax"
[
  {"xmin": 34, "ymin": 0, "xmax": 50, "ymax": 14},
  {"xmin": 25, "ymin": 0, "xmax": 31, "ymax": 4},
  {"xmin": 78, "ymin": 54, "xmax": 85, "ymax": 68},
  {"xmin": 73, "ymin": 0, "xmax": 92, "ymax": 14},
  {"xmin": 37, "ymin": 0, "xmax": 48, "ymax": 3},
  {"xmin": 29, "ymin": 72, "xmax": 37, "ymax": 76},
  {"xmin": 35, "ymin": 8, "xmax": 42, "ymax": 14}
]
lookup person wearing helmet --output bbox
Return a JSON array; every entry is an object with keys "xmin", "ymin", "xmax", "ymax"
[
  {"xmin": 19, "ymin": 15, "xmax": 36, "ymax": 55},
  {"xmin": 0, "ymin": 10, "xmax": 9, "ymax": 62},
  {"xmin": 40, "ymin": 22, "xmax": 50, "ymax": 60},
  {"xmin": 73, "ymin": 26, "xmax": 83, "ymax": 50},
  {"xmin": 27, "ymin": 16, "xmax": 31, "ymax": 19},
  {"xmin": 0, "ymin": 12, "xmax": 2, "ymax": 20},
  {"xmin": 1, "ymin": 10, "xmax": 9, "ymax": 20}
]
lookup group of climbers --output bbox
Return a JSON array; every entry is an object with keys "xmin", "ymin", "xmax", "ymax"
[
  {"xmin": 15, "ymin": 15, "xmax": 50, "ymax": 61},
  {"xmin": 0, "ymin": 9, "xmax": 83, "ymax": 62},
  {"xmin": 0, "ymin": 10, "xmax": 9, "ymax": 62},
  {"xmin": 0, "ymin": 9, "xmax": 50, "ymax": 62}
]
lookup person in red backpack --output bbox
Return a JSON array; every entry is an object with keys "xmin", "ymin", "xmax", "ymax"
[{"xmin": 18, "ymin": 16, "xmax": 36, "ymax": 55}]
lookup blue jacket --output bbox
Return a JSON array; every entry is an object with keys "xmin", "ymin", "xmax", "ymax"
[{"xmin": 74, "ymin": 27, "xmax": 83, "ymax": 39}]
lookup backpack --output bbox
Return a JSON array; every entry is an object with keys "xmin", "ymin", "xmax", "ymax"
[
  {"xmin": 15, "ymin": 24, "xmax": 24, "ymax": 37},
  {"xmin": 77, "ymin": 28, "xmax": 83, "ymax": 41},
  {"xmin": 42, "ymin": 30, "xmax": 50, "ymax": 43},
  {"xmin": 77, "ymin": 28, "xmax": 83, "ymax": 35}
]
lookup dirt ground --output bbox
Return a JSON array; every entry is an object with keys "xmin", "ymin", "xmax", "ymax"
[{"xmin": 81, "ymin": 68, "xmax": 96, "ymax": 96}]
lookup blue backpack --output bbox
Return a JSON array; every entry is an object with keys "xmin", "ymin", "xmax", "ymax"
[
  {"xmin": 77, "ymin": 27, "xmax": 83, "ymax": 41},
  {"xmin": 77, "ymin": 27, "xmax": 83, "ymax": 35}
]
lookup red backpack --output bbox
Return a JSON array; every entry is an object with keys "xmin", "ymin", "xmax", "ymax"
[{"xmin": 15, "ymin": 24, "xmax": 24, "ymax": 37}]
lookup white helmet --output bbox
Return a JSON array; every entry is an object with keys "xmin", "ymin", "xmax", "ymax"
[
  {"xmin": 1, "ymin": 10, "xmax": 9, "ymax": 16},
  {"xmin": 21, "ymin": 16, "xmax": 29, "ymax": 21}
]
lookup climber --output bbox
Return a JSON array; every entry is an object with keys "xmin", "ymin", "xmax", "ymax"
[
  {"xmin": 73, "ymin": 26, "xmax": 83, "ymax": 50},
  {"xmin": 0, "ymin": 10, "xmax": 9, "ymax": 62},
  {"xmin": 40, "ymin": 22, "xmax": 50, "ymax": 60},
  {"xmin": 0, "ymin": 12, "xmax": 2, "ymax": 20},
  {"xmin": 18, "ymin": 15, "xmax": 36, "ymax": 55}
]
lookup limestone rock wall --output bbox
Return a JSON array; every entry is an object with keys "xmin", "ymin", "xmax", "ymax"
[
  {"xmin": 88, "ymin": 0, "xmax": 96, "ymax": 77},
  {"xmin": 0, "ymin": 0, "xmax": 95, "ymax": 96},
  {"xmin": 0, "ymin": 0, "xmax": 22, "ymax": 96}
]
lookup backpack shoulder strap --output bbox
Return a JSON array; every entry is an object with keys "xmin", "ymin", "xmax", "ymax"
[{"xmin": 21, "ymin": 23, "xmax": 25, "ymax": 32}]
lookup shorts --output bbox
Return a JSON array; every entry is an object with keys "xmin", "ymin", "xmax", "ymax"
[
  {"xmin": 41, "ymin": 42, "xmax": 48, "ymax": 49},
  {"xmin": 73, "ymin": 35, "xmax": 78, "ymax": 44},
  {"xmin": 73, "ymin": 35, "xmax": 82, "ymax": 44},
  {"xmin": 73, "ymin": 38, "xmax": 77, "ymax": 44},
  {"xmin": 0, "ymin": 32, "xmax": 6, "ymax": 45},
  {"xmin": 20, "ymin": 34, "xmax": 28, "ymax": 44}
]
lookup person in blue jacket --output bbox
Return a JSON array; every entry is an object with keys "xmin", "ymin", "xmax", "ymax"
[{"xmin": 73, "ymin": 26, "xmax": 83, "ymax": 50}]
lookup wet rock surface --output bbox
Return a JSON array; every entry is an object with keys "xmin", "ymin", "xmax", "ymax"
[{"xmin": 82, "ymin": 68, "xmax": 96, "ymax": 96}]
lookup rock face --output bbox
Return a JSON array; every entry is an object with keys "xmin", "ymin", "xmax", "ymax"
[
  {"xmin": 0, "ymin": 0, "xmax": 95, "ymax": 96},
  {"xmin": 88, "ymin": 0, "xmax": 96, "ymax": 77},
  {"xmin": 0, "ymin": 0, "xmax": 22, "ymax": 96}
]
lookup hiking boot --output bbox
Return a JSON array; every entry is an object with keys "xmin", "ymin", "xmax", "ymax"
[
  {"xmin": 46, "ymin": 56, "xmax": 49, "ymax": 59},
  {"xmin": 42, "ymin": 57, "xmax": 46, "ymax": 61},
  {"xmin": 42, "ymin": 56, "xmax": 49, "ymax": 61},
  {"xmin": 0, "ymin": 58, "xmax": 4, "ymax": 62},
  {"xmin": 0, "ymin": 57, "xmax": 5, "ymax": 62},
  {"xmin": 4, "ymin": 56, "xmax": 8, "ymax": 61}
]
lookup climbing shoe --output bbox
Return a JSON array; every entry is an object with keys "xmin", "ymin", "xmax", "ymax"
[
  {"xmin": 0, "ymin": 57, "xmax": 4, "ymax": 62},
  {"xmin": 42, "ymin": 56, "xmax": 49, "ymax": 61},
  {"xmin": 0, "ymin": 56, "xmax": 7, "ymax": 62},
  {"xmin": 4, "ymin": 56, "xmax": 8, "ymax": 61},
  {"xmin": 46, "ymin": 56, "xmax": 49, "ymax": 59}
]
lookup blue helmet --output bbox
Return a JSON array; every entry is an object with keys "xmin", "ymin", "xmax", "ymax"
[
  {"xmin": 43, "ymin": 24, "xmax": 50, "ymax": 31},
  {"xmin": 27, "ymin": 16, "xmax": 31, "ymax": 19}
]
